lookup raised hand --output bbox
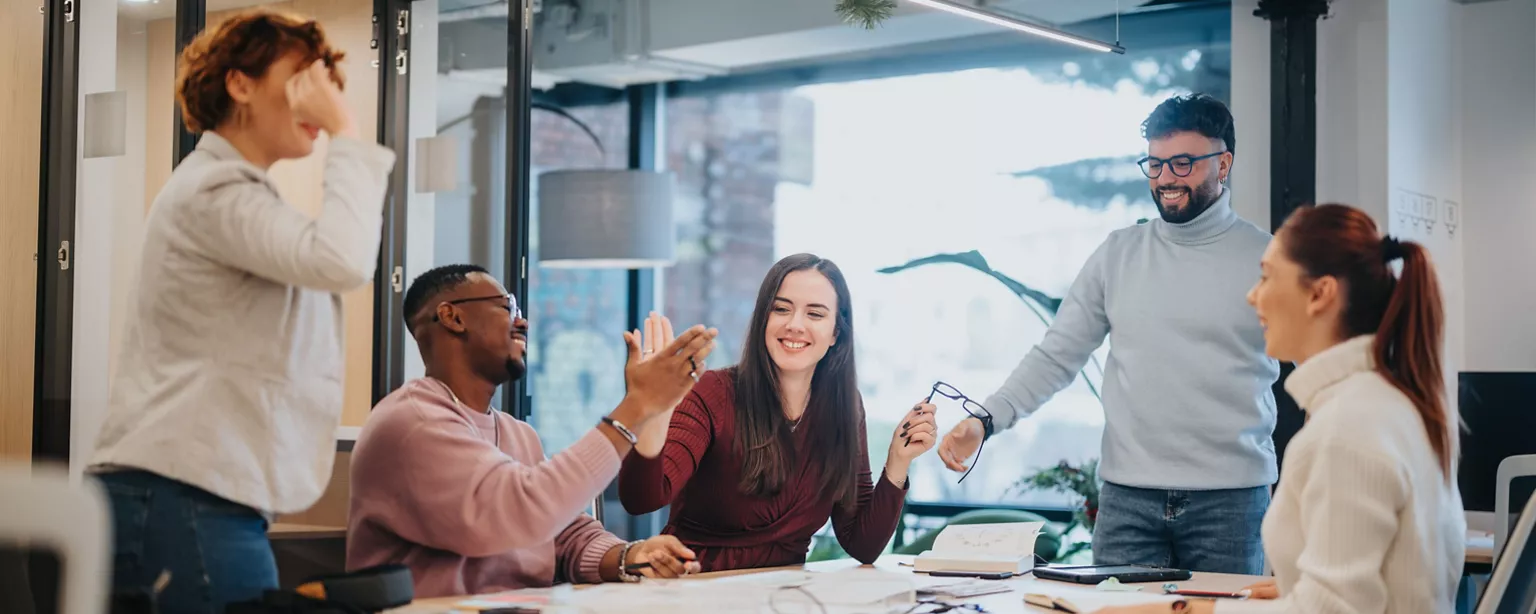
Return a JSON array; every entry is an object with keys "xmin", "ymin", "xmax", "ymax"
[
  {"xmin": 634, "ymin": 312, "xmax": 679, "ymax": 458},
  {"xmin": 286, "ymin": 60, "xmax": 355, "ymax": 138},
  {"xmin": 613, "ymin": 324, "xmax": 717, "ymax": 431}
]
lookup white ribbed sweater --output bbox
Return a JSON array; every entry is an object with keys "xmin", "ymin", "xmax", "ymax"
[{"xmin": 1217, "ymin": 335, "xmax": 1465, "ymax": 614}]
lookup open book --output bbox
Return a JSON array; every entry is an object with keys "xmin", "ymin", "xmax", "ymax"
[{"xmin": 913, "ymin": 521, "xmax": 1044, "ymax": 574}]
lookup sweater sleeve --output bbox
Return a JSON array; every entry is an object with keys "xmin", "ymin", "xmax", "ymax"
[
  {"xmin": 177, "ymin": 137, "xmax": 396, "ymax": 293},
  {"xmin": 617, "ymin": 381, "xmax": 717, "ymax": 514},
  {"xmin": 982, "ymin": 237, "xmax": 1113, "ymax": 430},
  {"xmin": 373, "ymin": 414, "xmax": 622, "ymax": 559},
  {"xmin": 1214, "ymin": 444, "xmax": 1407, "ymax": 614},
  {"xmin": 553, "ymin": 514, "xmax": 625, "ymax": 584},
  {"xmin": 830, "ymin": 410, "xmax": 907, "ymax": 565}
]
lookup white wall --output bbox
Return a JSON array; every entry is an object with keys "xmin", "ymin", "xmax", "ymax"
[
  {"xmin": 110, "ymin": 19, "xmax": 149, "ymax": 386},
  {"xmin": 1386, "ymin": 0, "xmax": 1465, "ymax": 373},
  {"xmin": 1460, "ymin": 0, "xmax": 1536, "ymax": 371},
  {"xmin": 1229, "ymin": 0, "xmax": 1270, "ymax": 229},
  {"xmin": 1315, "ymin": 0, "xmax": 1390, "ymax": 224},
  {"xmin": 1314, "ymin": 0, "xmax": 1536, "ymax": 375},
  {"xmin": 71, "ymin": 0, "xmax": 122, "ymax": 478}
]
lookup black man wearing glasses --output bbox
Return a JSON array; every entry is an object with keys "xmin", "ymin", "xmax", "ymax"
[{"xmin": 937, "ymin": 94, "xmax": 1280, "ymax": 575}]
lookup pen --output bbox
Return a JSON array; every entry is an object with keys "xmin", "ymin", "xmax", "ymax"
[
  {"xmin": 1162, "ymin": 587, "xmax": 1250, "ymax": 599},
  {"xmin": 623, "ymin": 559, "xmax": 698, "ymax": 573}
]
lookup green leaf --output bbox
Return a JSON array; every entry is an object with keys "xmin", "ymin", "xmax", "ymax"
[
  {"xmin": 835, "ymin": 0, "xmax": 899, "ymax": 30},
  {"xmin": 876, "ymin": 250, "xmax": 1063, "ymax": 315}
]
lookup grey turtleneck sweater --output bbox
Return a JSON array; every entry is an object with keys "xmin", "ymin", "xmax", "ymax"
[{"xmin": 984, "ymin": 189, "xmax": 1281, "ymax": 490}]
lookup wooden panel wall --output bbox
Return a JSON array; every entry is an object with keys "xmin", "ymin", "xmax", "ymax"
[{"xmin": 0, "ymin": 0, "xmax": 46, "ymax": 461}]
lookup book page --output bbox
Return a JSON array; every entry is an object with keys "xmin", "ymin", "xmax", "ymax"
[{"xmin": 929, "ymin": 521, "xmax": 1044, "ymax": 557}]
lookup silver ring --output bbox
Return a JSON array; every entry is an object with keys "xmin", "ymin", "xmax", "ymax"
[
  {"xmin": 642, "ymin": 349, "xmax": 654, "ymax": 356},
  {"xmin": 689, "ymin": 371, "xmax": 700, "ymax": 383}
]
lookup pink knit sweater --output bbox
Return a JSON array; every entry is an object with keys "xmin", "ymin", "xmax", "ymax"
[{"xmin": 346, "ymin": 378, "xmax": 624, "ymax": 598}]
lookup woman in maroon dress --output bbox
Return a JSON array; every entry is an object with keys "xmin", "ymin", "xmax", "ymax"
[{"xmin": 618, "ymin": 253, "xmax": 939, "ymax": 572}]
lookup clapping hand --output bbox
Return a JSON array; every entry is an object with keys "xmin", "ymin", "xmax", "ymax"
[
  {"xmin": 633, "ymin": 312, "xmax": 678, "ymax": 458},
  {"xmin": 613, "ymin": 318, "xmax": 716, "ymax": 435}
]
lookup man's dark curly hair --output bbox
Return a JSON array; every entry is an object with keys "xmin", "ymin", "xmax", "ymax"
[{"xmin": 1141, "ymin": 93, "xmax": 1236, "ymax": 154}]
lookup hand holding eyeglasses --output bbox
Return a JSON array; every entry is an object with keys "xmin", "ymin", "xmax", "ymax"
[
  {"xmin": 927, "ymin": 382, "xmax": 993, "ymax": 482},
  {"xmin": 885, "ymin": 400, "xmax": 938, "ymax": 485}
]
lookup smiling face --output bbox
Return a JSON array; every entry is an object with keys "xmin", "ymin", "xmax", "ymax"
[
  {"xmin": 440, "ymin": 272, "xmax": 528, "ymax": 384},
  {"xmin": 763, "ymin": 270, "xmax": 840, "ymax": 377},
  {"xmin": 1147, "ymin": 130, "xmax": 1230, "ymax": 224},
  {"xmin": 1247, "ymin": 233, "xmax": 1344, "ymax": 363}
]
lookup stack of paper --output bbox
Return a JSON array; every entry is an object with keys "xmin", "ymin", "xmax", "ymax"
[{"xmin": 913, "ymin": 522, "xmax": 1044, "ymax": 574}]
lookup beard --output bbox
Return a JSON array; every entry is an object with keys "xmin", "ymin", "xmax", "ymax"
[
  {"xmin": 1152, "ymin": 175, "xmax": 1223, "ymax": 224},
  {"xmin": 505, "ymin": 356, "xmax": 526, "ymax": 383}
]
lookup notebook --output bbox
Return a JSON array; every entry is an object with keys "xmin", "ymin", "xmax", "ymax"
[{"xmin": 913, "ymin": 522, "xmax": 1044, "ymax": 574}]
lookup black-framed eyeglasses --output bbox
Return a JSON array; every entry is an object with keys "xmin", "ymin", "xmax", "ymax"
[
  {"xmin": 433, "ymin": 293, "xmax": 522, "ymax": 322},
  {"xmin": 904, "ymin": 599, "xmax": 990, "ymax": 614},
  {"xmin": 927, "ymin": 381, "xmax": 993, "ymax": 484},
  {"xmin": 1137, "ymin": 151, "xmax": 1226, "ymax": 179}
]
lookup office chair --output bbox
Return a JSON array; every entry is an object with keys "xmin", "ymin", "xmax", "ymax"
[
  {"xmin": 0, "ymin": 463, "xmax": 112, "ymax": 614},
  {"xmin": 1495, "ymin": 454, "xmax": 1536, "ymax": 564},
  {"xmin": 1477, "ymin": 488, "xmax": 1536, "ymax": 614}
]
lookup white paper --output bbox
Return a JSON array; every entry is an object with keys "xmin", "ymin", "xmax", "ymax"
[{"xmin": 928, "ymin": 522, "xmax": 1044, "ymax": 557}]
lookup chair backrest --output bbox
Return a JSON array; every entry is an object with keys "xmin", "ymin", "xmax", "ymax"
[
  {"xmin": 1477, "ymin": 487, "xmax": 1536, "ymax": 614},
  {"xmin": 1495, "ymin": 454, "xmax": 1536, "ymax": 563},
  {"xmin": 0, "ymin": 463, "xmax": 111, "ymax": 614}
]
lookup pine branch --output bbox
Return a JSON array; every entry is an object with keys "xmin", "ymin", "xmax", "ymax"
[{"xmin": 835, "ymin": 0, "xmax": 899, "ymax": 30}]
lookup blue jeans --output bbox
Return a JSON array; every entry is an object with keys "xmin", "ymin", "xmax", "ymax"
[
  {"xmin": 1092, "ymin": 481, "xmax": 1269, "ymax": 575},
  {"xmin": 98, "ymin": 470, "xmax": 278, "ymax": 614}
]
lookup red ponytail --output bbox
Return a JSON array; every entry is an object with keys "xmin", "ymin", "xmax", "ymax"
[
  {"xmin": 1372, "ymin": 241, "xmax": 1451, "ymax": 478},
  {"xmin": 1280, "ymin": 204, "xmax": 1451, "ymax": 479}
]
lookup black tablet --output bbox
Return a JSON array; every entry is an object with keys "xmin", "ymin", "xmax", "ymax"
[{"xmin": 1032, "ymin": 564, "xmax": 1192, "ymax": 584}]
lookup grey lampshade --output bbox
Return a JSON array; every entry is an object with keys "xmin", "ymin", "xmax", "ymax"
[{"xmin": 538, "ymin": 169, "xmax": 677, "ymax": 269}]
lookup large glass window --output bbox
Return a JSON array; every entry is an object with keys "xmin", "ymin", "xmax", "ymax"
[
  {"xmin": 526, "ymin": 102, "xmax": 632, "ymax": 455},
  {"xmin": 663, "ymin": 42, "xmax": 1231, "ymax": 508}
]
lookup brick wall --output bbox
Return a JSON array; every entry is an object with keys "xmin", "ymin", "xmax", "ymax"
[{"xmin": 664, "ymin": 91, "xmax": 796, "ymax": 367}]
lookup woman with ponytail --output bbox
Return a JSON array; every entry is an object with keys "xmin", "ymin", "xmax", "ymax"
[{"xmin": 1094, "ymin": 203, "xmax": 1465, "ymax": 614}]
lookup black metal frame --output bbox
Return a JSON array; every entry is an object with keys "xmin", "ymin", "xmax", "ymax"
[
  {"xmin": 371, "ymin": 0, "xmax": 413, "ymax": 405},
  {"xmin": 1256, "ymin": 0, "xmax": 1329, "ymax": 479},
  {"xmin": 619, "ymin": 83, "xmax": 664, "ymax": 539},
  {"xmin": 503, "ymin": 0, "xmax": 536, "ymax": 421},
  {"xmin": 173, "ymin": 0, "xmax": 204, "ymax": 165},
  {"xmin": 33, "ymin": 0, "xmax": 82, "ymax": 465}
]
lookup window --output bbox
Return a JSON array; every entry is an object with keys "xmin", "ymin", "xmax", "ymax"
[
  {"xmin": 527, "ymin": 102, "xmax": 632, "ymax": 454},
  {"xmin": 663, "ymin": 42, "xmax": 1231, "ymax": 508}
]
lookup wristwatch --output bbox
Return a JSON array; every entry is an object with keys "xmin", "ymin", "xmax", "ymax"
[
  {"xmin": 977, "ymin": 414, "xmax": 996, "ymax": 440},
  {"xmin": 600, "ymin": 416, "xmax": 638, "ymax": 445}
]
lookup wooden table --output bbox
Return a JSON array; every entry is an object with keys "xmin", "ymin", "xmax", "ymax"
[
  {"xmin": 396, "ymin": 554, "xmax": 1266, "ymax": 613},
  {"xmin": 268, "ymin": 523, "xmax": 347, "ymax": 541}
]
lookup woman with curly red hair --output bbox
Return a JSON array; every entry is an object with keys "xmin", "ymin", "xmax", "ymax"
[{"xmin": 86, "ymin": 9, "xmax": 395, "ymax": 612}]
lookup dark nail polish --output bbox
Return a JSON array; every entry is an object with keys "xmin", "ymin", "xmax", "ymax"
[{"xmin": 902, "ymin": 421, "xmax": 910, "ymax": 428}]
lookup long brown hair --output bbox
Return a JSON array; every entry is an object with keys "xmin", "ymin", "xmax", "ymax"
[
  {"xmin": 733, "ymin": 254, "xmax": 862, "ymax": 509},
  {"xmin": 1279, "ymin": 204, "xmax": 1452, "ymax": 478}
]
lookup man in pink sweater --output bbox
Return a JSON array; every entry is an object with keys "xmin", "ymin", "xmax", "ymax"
[{"xmin": 347, "ymin": 264, "xmax": 716, "ymax": 597}]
